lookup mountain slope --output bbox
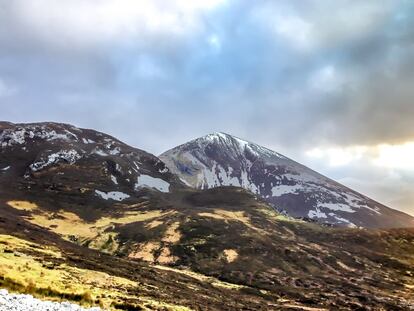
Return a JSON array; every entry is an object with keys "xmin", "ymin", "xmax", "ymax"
[
  {"xmin": 1, "ymin": 122, "xmax": 414, "ymax": 309},
  {"xmin": 0, "ymin": 198, "xmax": 288, "ymax": 310},
  {"xmin": 2, "ymin": 184, "xmax": 414, "ymax": 309},
  {"xmin": 0, "ymin": 121, "xmax": 183, "ymax": 199},
  {"xmin": 160, "ymin": 132, "xmax": 414, "ymax": 228}
]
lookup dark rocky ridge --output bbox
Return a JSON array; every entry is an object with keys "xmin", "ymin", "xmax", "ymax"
[{"xmin": 0, "ymin": 121, "xmax": 183, "ymax": 201}]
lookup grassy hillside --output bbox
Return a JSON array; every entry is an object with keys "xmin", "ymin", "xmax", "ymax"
[
  {"xmin": 0, "ymin": 123, "xmax": 413, "ymax": 310},
  {"xmin": 1, "ymin": 186, "xmax": 413, "ymax": 310}
]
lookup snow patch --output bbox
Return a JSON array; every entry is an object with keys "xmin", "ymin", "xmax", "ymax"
[
  {"xmin": 115, "ymin": 163, "xmax": 122, "ymax": 172},
  {"xmin": 308, "ymin": 208, "xmax": 327, "ymax": 219},
  {"xmin": 342, "ymin": 193, "xmax": 381, "ymax": 215},
  {"xmin": 0, "ymin": 126, "xmax": 79, "ymax": 147},
  {"xmin": 82, "ymin": 138, "xmax": 95, "ymax": 144},
  {"xmin": 64, "ymin": 129, "xmax": 78, "ymax": 140},
  {"xmin": 110, "ymin": 175, "xmax": 118, "ymax": 185},
  {"xmin": 95, "ymin": 190, "xmax": 130, "ymax": 201},
  {"xmin": 133, "ymin": 161, "xmax": 140, "ymax": 172},
  {"xmin": 30, "ymin": 150, "xmax": 81, "ymax": 172},
  {"xmin": 1, "ymin": 129, "xmax": 26, "ymax": 146},
  {"xmin": 179, "ymin": 177, "xmax": 192, "ymax": 186},
  {"xmin": 318, "ymin": 202, "xmax": 355, "ymax": 213},
  {"xmin": 92, "ymin": 149, "xmax": 108, "ymax": 157},
  {"xmin": 240, "ymin": 169, "xmax": 259, "ymax": 194},
  {"xmin": 135, "ymin": 175, "xmax": 170, "ymax": 193},
  {"xmin": 328, "ymin": 213, "xmax": 357, "ymax": 228},
  {"xmin": 200, "ymin": 163, "xmax": 221, "ymax": 188},
  {"xmin": 1, "ymin": 166, "xmax": 10, "ymax": 171},
  {"xmin": 217, "ymin": 165, "xmax": 241, "ymax": 187},
  {"xmin": 361, "ymin": 204, "xmax": 382, "ymax": 215},
  {"xmin": 109, "ymin": 147, "xmax": 121, "ymax": 155},
  {"xmin": 271, "ymin": 184, "xmax": 302, "ymax": 196},
  {"xmin": 159, "ymin": 167, "xmax": 169, "ymax": 173}
]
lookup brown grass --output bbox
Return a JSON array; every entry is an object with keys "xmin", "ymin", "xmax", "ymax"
[
  {"xmin": 162, "ymin": 222, "xmax": 181, "ymax": 244},
  {"xmin": 7, "ymin": 200, "xmax": 38, "ymax": 211},
  {"xmin": 198, "ymin": 209, "xmax": 266, "ymax": 233},
  {"xmin": 6, "ymin": 199, "xmax": 174, "ymax": 254},
  {"xmin": 146, "ymin": 220, "xmax": 164, "ymax": 229},
  {"xmin": 157, "ymin": 247, "xmax": 178, "ymax": 264},
  {"xmin": 223, "ymin": 249, "xmax": 238, "ymax": 263},
  {"xmin": 0, "ymin": 234, "xmax": 137, "ymax": 309},
  {"xmin": 128, "ymin": 242, "xmax": 161, "ymax": 262}
]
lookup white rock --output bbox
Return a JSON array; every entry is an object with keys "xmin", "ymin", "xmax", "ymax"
[{"xmin": 0, "ymin": 288, "xmax": 100, "ymax": 311}]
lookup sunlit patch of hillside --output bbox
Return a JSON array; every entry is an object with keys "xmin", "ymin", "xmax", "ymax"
[{"xmin": 0, "ymin": 234, "xmax": 193, "ymax": 310}]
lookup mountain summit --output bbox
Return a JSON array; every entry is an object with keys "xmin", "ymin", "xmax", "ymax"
[{"xmin": 160, "ymin": 132, "xmax": 414, "ymax": 228}]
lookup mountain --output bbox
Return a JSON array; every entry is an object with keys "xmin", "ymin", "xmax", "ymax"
[
  {"xmin": 0, "ymin": 121, "xmax": 183, "ymax": 198},
  {"xmin": 160, "ymin": 132, "xmax": 414, "ymax": 228},
  {"xmin": 1, "ymin": 122, "xmax": 414, "ymax": 309}
]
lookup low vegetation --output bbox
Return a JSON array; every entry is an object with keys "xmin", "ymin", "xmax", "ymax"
[
  {"xmin": 0, "ymin": 234, "xmax": 125, "ymax": 308},
  {"xmin": 1, "ymin": 186, "xmax": 414, "ymax": 309}
]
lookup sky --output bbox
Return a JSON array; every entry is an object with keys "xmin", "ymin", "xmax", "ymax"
[{"xmin": 1, "ymin": 0, "xmax": 414, "ymax": 215}]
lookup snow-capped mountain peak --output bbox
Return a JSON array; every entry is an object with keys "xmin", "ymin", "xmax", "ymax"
[
  {"xmin": 179, "ymin": 132, "xmax": 286, "ymax": 162},
  {"xmin": 160, "ymin": 133, "xmax": 414, "ymax": 228}
]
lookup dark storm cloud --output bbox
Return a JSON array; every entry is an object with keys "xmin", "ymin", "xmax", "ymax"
[{"xmin": 233, "ymin": 0, "xmax": 414, "ymax": 150}]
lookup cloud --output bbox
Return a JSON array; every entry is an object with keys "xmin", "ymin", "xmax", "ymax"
[
  {"xmin": 304, "ymin": 141, "xmax": 414, "ymax": 215},
  {"xmin": 306, "ymin": 142, "xmax": 414, "ymax": 171},
  {"xmin": 306, "ymin": 145, "xmax": 370, "ymax": 167},
  {"xmin": 374, "ymin": 142, "xmax": 414, "ymax": 170},
  {"xmin": 1, "ymin": 0, "xmax": 226, "ymax": 50},
  {"xmin": 1, "ymin": 0, "xmax": 413, "ymax": 149},
  {"xmin": 0, "ymin": 78, "xmax": 18, "ymax": 97},
  {"xmin": 308, "ymin": 65, "xmax": 344, "ymax": 93},
  {"xmin": 0, "ymin": 0, "xmax": 414, "ymax": 214},
  {"xmin": 252, "ymin": 0, "xmax": 395, "ymax": 51}
]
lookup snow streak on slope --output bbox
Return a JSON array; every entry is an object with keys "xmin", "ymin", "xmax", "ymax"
[
  {"xmin": 95, "ymin": 190, "xmax": 130, "ymax": 201},
  {"xmin": 160, "ymin": 132, "xmax": 414, "ymax": 228}
]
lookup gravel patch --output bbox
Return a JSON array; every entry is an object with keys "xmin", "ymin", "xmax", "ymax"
[{"xmin": 0, "ymin": 289, "xmax": 100, "ymax": 311}]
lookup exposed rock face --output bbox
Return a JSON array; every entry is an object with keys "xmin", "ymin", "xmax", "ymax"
[{"xmin": 160, "ymin": 132, "xmax": 414, "ymax": 228}]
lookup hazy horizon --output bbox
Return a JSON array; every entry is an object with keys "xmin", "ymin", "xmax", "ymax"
[{"xmin": 1, "ymin": 0, "xmax": 413, "ymax": 216}]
